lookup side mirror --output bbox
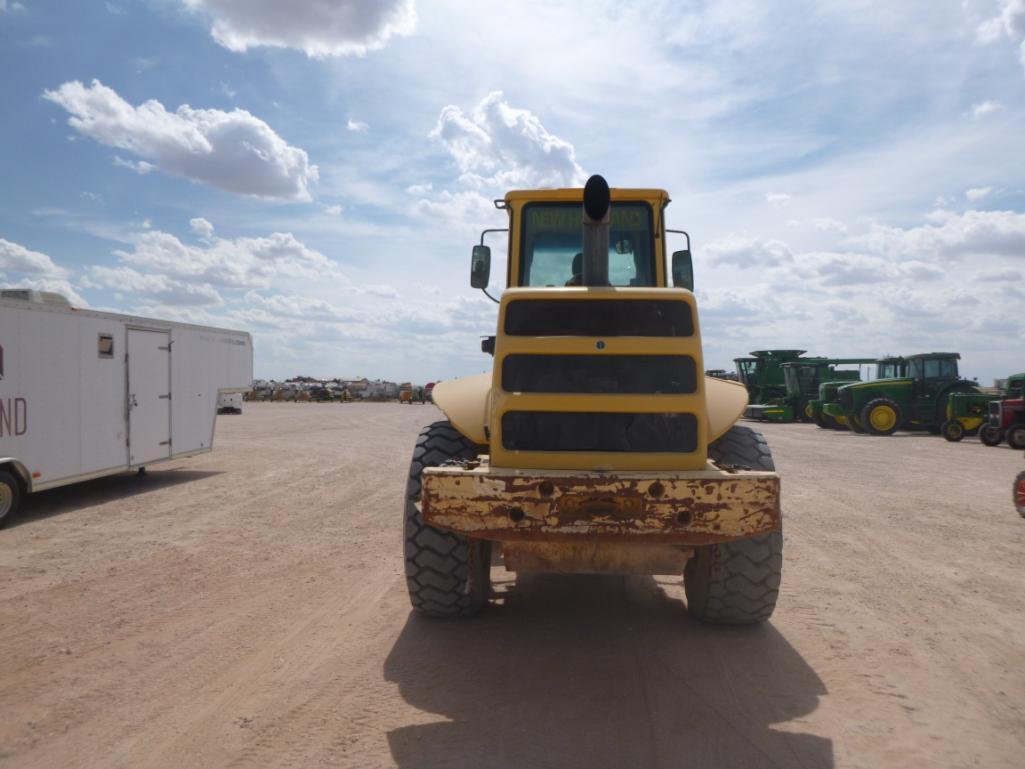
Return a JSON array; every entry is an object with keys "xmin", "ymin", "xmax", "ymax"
[
  {"xmin": 671, "ymin": 249, "xmax": 694, "ymax": 291},
  {"xmin": 471, "ymin": 245, "xmax": 491, "ymax": 289}
]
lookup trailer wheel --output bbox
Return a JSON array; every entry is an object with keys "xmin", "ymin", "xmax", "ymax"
[
  {"xmin": 941, "ymin": 419, "xmax": 965, "ymax": 442},
  {"xmin": 404, "ymin": 421, "xmax": 491, "ymax": 618},
  {"xmin": 1015, "ymin": 471, "xmax": 1025, "ymax": 518},
  {"xmin": 1007, "ymin": 426, "xmax": 1025, "ymax": 451},
  {"xmin": 861, "ymin": 398, "xmax": 902, "ymax": 436},
  {"xmin": 979, "ymin": 425, "xmax": 1002, "ymax": 446},
  {"xmin": 685, "ymin": 426, "xmax": 782, "ymax": 625},
  {"xmin": 0, "ymin": 470, "xmax": 21, "ymax": 528}
]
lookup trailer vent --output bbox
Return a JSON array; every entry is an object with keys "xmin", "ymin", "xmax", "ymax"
[{"xmin": 1, "ymin": 289, "xmax": 71, "ymax": 306}]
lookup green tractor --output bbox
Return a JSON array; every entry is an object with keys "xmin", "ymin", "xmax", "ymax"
[
  {"xmin": 746, "ymin": 358, "xmax": 874, "ymax": 422},
  {"xmin": 831, "ymin": 352, "xmax": 978, "ymax": 436},
  {"xmin": 819, "ymin": 357, "xmax": 905, "ymax": 430},
  {"xmin": 734, "ymin": 350, "xmax": 807, "ymax": 405}
]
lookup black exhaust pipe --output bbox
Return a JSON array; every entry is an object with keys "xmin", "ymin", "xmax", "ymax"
[{"xmin": 582, "ymin": 174, "xmax": 610, "ymax": 287}]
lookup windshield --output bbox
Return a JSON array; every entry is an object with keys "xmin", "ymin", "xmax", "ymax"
[
  {"xmin": 877, "ymin": 360, "xmax": 904, "ymax": 379},
  {"xmin": 735, "ymin": 359, "xmax": 758, "ymax": 384},
  {"xmin": 909, "ymin": 357, "xmax": 957, "ymax": 379},
  {"xmin": 519, "ymin": 202, "xmax": 655, "ymax": 287}
]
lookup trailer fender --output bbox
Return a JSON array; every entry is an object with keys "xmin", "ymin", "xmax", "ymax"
[
  {"xmin": 430, "ymin": 373, "xmax": 491, "ymax": 445},
  {"xmin": 705, "ymin": 376, "xmax": 749, "ymax": 442},
  {"xmin": 0, "ymin": 458, "xmax": 32, "ymax": 493}
]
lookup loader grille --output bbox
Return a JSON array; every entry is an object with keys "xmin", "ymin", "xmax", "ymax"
[
  {"xmin": 504, "ymin": 299, "xmax": 692, "ymax": 337},
  {"xmin": 501, "ymin": 411, "xmax": 698, "ymax": 453},
  {"xmin": 502, "ymin": 354, "xmax": 697, "ymax": 394}
]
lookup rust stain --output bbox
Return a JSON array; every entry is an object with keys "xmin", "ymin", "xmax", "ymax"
[{"xmin": 421, "ymin": 464, "xmax": 780, "ymax": 545}]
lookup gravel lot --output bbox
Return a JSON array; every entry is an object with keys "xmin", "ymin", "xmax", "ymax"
[{"xmin": 1, "ymin": 402, "xmax": 1023, "ymax": 769}]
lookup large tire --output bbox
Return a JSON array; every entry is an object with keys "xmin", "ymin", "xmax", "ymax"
[
  {"xmin": 849, "ymin": 414, "xmax": 867, "ymax": 434},
  {"xmin": 1007, "ymin": 425, "xmax": 1025, "ymax": 451},
  {"xmin": 979, "ymin": 425, "xmax": 1002, "ymax": 447},
  {"xmin": 861, "ymin": 397, "xmax": 902, "ymax": 436},
  {"xmin": 0, "ymin": 470, "xmax": 21, "ymax": 528},
  {"xmin": 812, "ymin": 410, "xmax": 830, "ymax": 429},
  {"xmin": 404, "ymin": 421, "xmax": 491, "ymax": 618},
  {"xmin": 1015, "ymin": 471, "xmax": 1025, "ymax": 519},
  {"xmin": 684, "ymin": 426, "xmax": 782, "ymax": 625},
  {"xmin": 941, "ymin": 419, "xmax": 965, "ymax": 442}
]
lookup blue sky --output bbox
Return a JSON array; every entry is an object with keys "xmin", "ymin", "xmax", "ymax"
[{"xmin": 1, "ymin": 0, "xmax": 1024, "ymax": 383}]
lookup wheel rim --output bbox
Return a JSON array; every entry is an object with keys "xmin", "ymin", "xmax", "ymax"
[
  {"xmin": 0, "ymin": 483, "xmax": 12, "ymax": 518},
  {"xmin": 869, "ymin": 405, "xmax": 897, "ymax": 431},
  {"xmin": 945, "ymin": 422, "xmax": 963, "ymax": 439},
  {"xmin": 804, "ymin": 404, "xmax": 813, "ymax": 419},
  {"xmin": 1016, "ymin": 475, "xmax": 1025, "ymax": 511}
]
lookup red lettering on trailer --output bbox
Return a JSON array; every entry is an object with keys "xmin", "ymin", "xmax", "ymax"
[{"xmin": 0, "ymin": 397, "xmax": 27, "ymax": 437}]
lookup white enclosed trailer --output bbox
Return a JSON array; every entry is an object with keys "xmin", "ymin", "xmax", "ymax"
[{"xmin": 0, "ymin": 290, "xmax": 253, "ymax": 525}]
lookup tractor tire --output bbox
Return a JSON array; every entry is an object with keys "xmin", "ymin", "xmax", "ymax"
[
  {"xmin": 849, "ymin": 415, "xmax": 867, "ymax": 434},
  {"xmin": 0, "ymin": 470, "xmax": 21, "ymax": 528},
  {"xmin": 685, "ymin": 426, "xmax": 782, "ymax": 625},
  {"xmin": 802, "ymin": 403, "xmax": 814, "ymax": 422},
  {"xmin": 1015, "ymin": 471, "xmax": 1025, "ymax": 519},
  {"xmin": 979, "ymin": 425, "xmax": 1002, "ymax": 446},
  {"xmin": 404, "ymin": 421, "xmax": 491, "ymax": 618},
  {"xmin": 941, "ymin": 419, "xmax": 965, "ymax": 442},
  {"xmin": 813, "ymin": 411, "xmax": 830, "ymax": 429},
  {"xmin": 861, "ymin": 398, "xmax": 902, "ymax": 436},
  {"xmin": 1007, "ymin": 425, "xmax": 1025, "ymax": 451}
]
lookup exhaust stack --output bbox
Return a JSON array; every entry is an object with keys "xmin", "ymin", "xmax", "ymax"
[{"xmin": 582, "ymin": 175, "xmax": 611, "ymax": 287}]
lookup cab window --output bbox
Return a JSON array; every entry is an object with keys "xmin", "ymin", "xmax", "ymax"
[{"xmin": 519, "ymin": 202, "xmax": 655, "ymax": 287}]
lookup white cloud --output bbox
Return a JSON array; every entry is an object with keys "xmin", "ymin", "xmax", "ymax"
[
  {"xmin": 413, "ymin": 189, "xmax": 496, "ymax": 227},
  {"xmin": 965, "ymin": 186, "xmax": 993, "ymax": 201},
  {"xmin": 0, "ymin": 237, "xmax": 69, "ymax": 277},
  {"xmin": 849, "ymin": 209, "xmax": 1025, "ymax": 260},
  {"xmin": 429, "ymin": 91, "xmax": 586, "ymax": 191},
  {"xmin": 322, "ymin": 204, "xmax": 343, "ymax": 216},
  {"xmin": 113, "ymin": 226, "xmax": 344, "ymax": 290},
  {"xmin": 346, "ymin": 118, "xmax": 369, "ymax": 132},
  {"xmin": 765, "ymin": 192, "xmax": 791, "ymax": 206},
  {"xmin": 84, "ymin": 265, "xmax": 223, "ymax": 305},
  {"xmin": 183, "ymin": 0, "xmax": 416, "ymax": 58},
  {"xmin": 113, "ymin": 156, "xmax": 156, "ymax": 174},
  {"xmin": 189, "ymin": 217, "xmax": 215, "ymax": 238},
  {"xmin": 703, "ymin": 235, "xmax": 793, "ymax": 268},
  {"xmin": 44, "ymin": 79, "xmax": 318, "ymax": 201},
  {"xmin": 977, "ymin": 0, "xmax": 1025, "ymax": 74},
  {"xmin": 971, "ymin": 100, "xmax": 1004, "ymax": 118}
]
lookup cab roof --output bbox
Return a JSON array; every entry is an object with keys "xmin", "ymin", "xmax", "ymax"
[
  {"xmin": 905, "ymin": 352, "xmax": 961, "ymax": 360},
  {"xmin": 503, "ymin": 187, "xmax": 671, "ymax": 205}
]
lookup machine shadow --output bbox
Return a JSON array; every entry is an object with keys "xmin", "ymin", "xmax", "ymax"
[
  {"xmin": 9, "ymin": 469, "xmax": 222, "ymax": 528},
  {"xmin": 384, "ymin": 573, "xmax": 833, "ymax": 769}
]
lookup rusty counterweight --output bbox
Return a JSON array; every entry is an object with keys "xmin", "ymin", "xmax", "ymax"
[{"xmin": 421, "ymin": 462, "xmax": 780, "ymax": 546}]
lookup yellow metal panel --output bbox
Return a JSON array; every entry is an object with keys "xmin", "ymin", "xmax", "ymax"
[
  {"xmin": 429, "ymin": 373, "xmax": 490, "ymax": 445},
  {"xmin": 491, "ymin": 286, "xmax": 708, "ymax": 471}
]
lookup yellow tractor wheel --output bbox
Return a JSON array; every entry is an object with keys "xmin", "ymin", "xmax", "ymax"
[{"xmin": 861, "ymin": 398, "xmax": 902, "ymax": 436}]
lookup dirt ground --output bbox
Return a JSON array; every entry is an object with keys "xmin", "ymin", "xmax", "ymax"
[{"xmin": 1, "ymin": 403, "xmax": 1023, "ymax": 769}]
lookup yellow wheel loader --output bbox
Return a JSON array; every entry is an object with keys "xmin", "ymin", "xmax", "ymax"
[{"xmin": 404, "ymin": 176, "xmax": 782, "ymax": 624}]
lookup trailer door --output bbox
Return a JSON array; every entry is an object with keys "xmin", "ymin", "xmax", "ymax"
[{"xmin": 127, "ymin": 329, "xmax": 171, "ymax": 465}]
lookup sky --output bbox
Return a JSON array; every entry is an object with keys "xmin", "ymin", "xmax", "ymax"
[{"xmin": 1, "ymin": 0, "xmax": 1024, "ymax": 385}]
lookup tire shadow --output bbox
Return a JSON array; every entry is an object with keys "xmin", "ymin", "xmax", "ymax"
[
  {"xmin": 384, "ymin": 572, "xmax": 832, "ymax": 769},
  {"xmin": 8, "ymin": 469, "xmax": 222, "ymax": 528}
]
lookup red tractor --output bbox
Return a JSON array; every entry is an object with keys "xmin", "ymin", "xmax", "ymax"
[{"xmin": 980, "ymin": 374, "xmax": 1025, "ymax": 448}]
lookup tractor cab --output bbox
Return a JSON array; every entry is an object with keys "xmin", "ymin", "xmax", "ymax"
[{"xmin": 733, "ymin": 350, "xmax": 806, "ymax": 402}]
